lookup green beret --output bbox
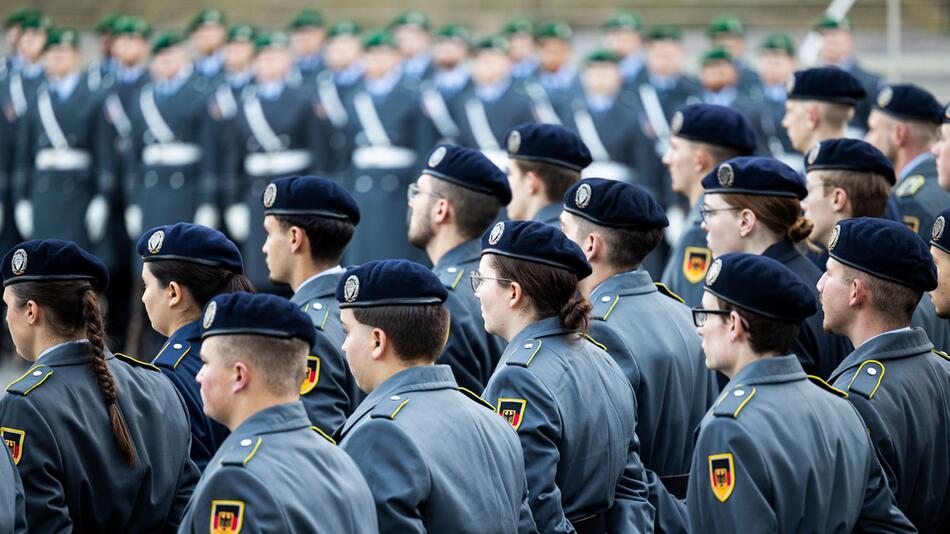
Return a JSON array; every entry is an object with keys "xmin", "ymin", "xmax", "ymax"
[
  {"xmin": 189, "ymin": 8, "xmax": 226, "ymax": 32},
  {"xmin": 112, "ymin": 16, "xmax": 151, "ymax": 39},
  {"xmin": 44, "ymin": 27, "xmax": 79, "ymax": 50},
  {"xmin": 814, "ymin": 14, "xmax": 853, "ymax": 32},
  {"xmin": 435, "ymin": 24, "xmax": 471, "ymax": 43},
  {"xmin": 94, "ymin": 12, "xmax": 122, "ymax": 35},
  {"xmin": 255, "ymin": 31, "xmax": 290, "ymax": 51},
  {"xmin": 646, "ymin": 25, "xmax": 682, "ymax": 42},
  {"xmin": 227, "ymin": 23, "xmax": 256, "ymax": 43},
  {"xmin": 363, "ymin": 31, "xmax": 395, "ymax": 50},
  {"xmin": 390, "ymin": 10, "xmax": 430, "ymax": 31},
  {"xmin": 534, "ymin": 20, "xmax": 573, "ymax": 41},
  {"xmin": 475, "ymin": 35, "xmax": 508, "ymax": 54},
  {"xmin": 584, "ymin": 48, "xmax": 622, "ymax": 65},
  {"xmin": 152, "ymin": 30, "xmax": 185, "ymax": 54},
  {"xmin": 18, "ymin": 11, "xmax": 50, "ymax": 31},
  {"xmin": 706, "ymin": 15, "xmax": 746, "ymax": 37},
  {"xmin": 4, "ymin": 7, "xmax": 40, "ymax": 29},
  {"xmin": 701, "ymin": 46, "xmax": 734, "ymax": 66},
  {"xmin": 760, "ymin": 33, "xmax": 795, "ymax": 56},
  {"xmin": 502, "ymin": 17, "xmax": 533, "ymax": 36},
  {"xmin": 602, "ymin": 11, "xmax": 642, "ymax": 31},
  {"xmin": 288, "ymin": 9, "xmax": 323, "ymax": 30},
  {"xmin": 329, "ymin": 20, "xmax": 362, "ymax": 38}
]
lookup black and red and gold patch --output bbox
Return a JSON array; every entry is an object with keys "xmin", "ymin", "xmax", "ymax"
[
  {"xmin": 299, "ymin": 356, "xmax": 320, "ymax": 395},
  {"xmin": 1, "ymin": 427, "xmax": 25, "ymax": 465},
  {"xmin": 902, "ymin": 215, "xmax": 920, "ymax": 234},
  {"xmin": 683, "ymin": 247, "xmax": 712, "ymax": 284},
  {"xmin": 708, "ymin": 453, "xmax": 735, "ymax": 502},
  {"xmin": 497, "ymin": 398, "xmax": 527, "ymax": 430},
  {"xmin": 210, "ymin": 500, "xmax": 244, "ymax": 533}
]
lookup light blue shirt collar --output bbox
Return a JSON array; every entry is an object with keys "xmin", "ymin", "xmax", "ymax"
[
  {"xmin": 475, "ymin": 77, "xmax": 511, "ymax": 103},
  {"xmin": 899, "ymin": 151, "xmax": 934, "ymax": 182},
  {"xmin": 49, "ymin": 72, "xmax": 81, "ymax": 100},
  {"xmin": 37, "ymin": 339, "xmax": 89, "ymax": 363}
]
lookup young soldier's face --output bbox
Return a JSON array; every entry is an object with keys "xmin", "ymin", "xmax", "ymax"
[
  {"xmin": 816, "ymin": 258, "xmax": 852, "ymax": 335},
  {"xmin": 339, "ymin": 309, "xmax": 377, "ymax": 393},
  {"xmin": 196, "ymin": 337, "xmax": 236, "ymax": 425},
  {"xmin": 802, "ymin": 172, "xmax": 837, "ymax": 245},
  {"xmin": 697, "ymin": 291, "xmax": 735, "ymax": 373},
  {"xmin": 262, "ymin": 215, "xmax": 292, "ymax": 285}
]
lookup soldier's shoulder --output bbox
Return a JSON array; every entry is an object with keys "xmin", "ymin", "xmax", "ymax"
[
  {"xmin": 436, "ymin": 265, "xmax": 468, "ymax": 291},
  {"xmin": 299, "ymin": 297, "xmax": 333, "ymax": 331},
  {"xmin": 841, "ymin": 360, "xmax": 886, "ymax": 399},
  {"xmin": 5, "ymin": 365, "xmax": 54, "ymax": 397},
  {"xmin": 504, "ymin": 338, "xmax": 544, "ymax": 368},
  {"xmin": 894, "ymin": 175, "xmax": 927, "ymax": 199},
  {"xmin": 114, "ymin": 352, "xmax": 161, "ymax": 372},
  {"xmin": 712, "ymin": 384, "xmax": 757, "ymax": 419},
  {"xmin": 153, "ymin": 341, "xmax": 193, "ymax": 370}
]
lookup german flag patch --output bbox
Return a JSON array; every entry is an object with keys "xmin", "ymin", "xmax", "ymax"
[
  {"xmin": 299, "ymin": 356, "xmax": 320, "ymax": 395},
  {"xmin": 683, "ymin": 247, "xmax": 712, "ymax": 284},
  {"xmin": 708, "ymin": 453, "xmax": 735, "ymax": 502},
  {"xmin": 1, "ymin": 427, "xmax": 24, "ymax": 465},
  {"xmin": 497, "ymin": 398, "xmax": 527, "ymax": 430},
  {"xmin": 210, "ymin": 500, "xmax": 244, "ymax": 533}
]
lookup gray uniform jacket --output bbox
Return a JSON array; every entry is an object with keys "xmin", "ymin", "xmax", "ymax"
[
  {"xmin": 179, "ymin": 401, "xmax": 378, "ymax": 534},
  {"xmin": 337, "ymin": 365, "xmax": 535, "ymax": 534},
  {"xmin": 533, "ymin": 203, "xmax": 563, "ymax": 227},
  {"xmin": 0, "ymin": 445, "xmax": 25, "ymax": 534},
  {"xmin": 893, "ymin": 154, "xmax": 950, "ymax": 242}
]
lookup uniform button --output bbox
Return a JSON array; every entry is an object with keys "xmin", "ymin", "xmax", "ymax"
[
  {"xmin": 32, "ymin": 370, "xmax": 42, "ymax": 376},
  {"xmin": 169, "ymin": 172, "xmax": 184, "ymax": 190},
  {"xmin": 447, "ymin": 267, "xmax": 458, "ymax": 273},
  {"xmin": 524, "ymin": 343, "xmax": 533, "ymax": 349},
  {"xmin": 355, "ymin": 175, "xmax": 373, "ymax": 193},
  {"xmin": 733, "ymin": 389, "xmax": 745, "ymax": 397},
  {"xmin": 867, "ymin": 367, "xmax": 877, "ymax": 376},
  {"xmin": 172, "ymin": 343, "xmax": 183, "ymax": 350},
  {"xmin": 389, "ymin": 395, "xmax": 400, "ymax": 400},
  {"xmin": 601, "ymin": 296, "xmax": 611, "ymax": 302},
  {"xmin": 314, "ymin": 303, "xmax": 323, "ymax": 310},
  {"xmin": 240, "ymin": 438, "xmax": 252, "ymax": 446}
]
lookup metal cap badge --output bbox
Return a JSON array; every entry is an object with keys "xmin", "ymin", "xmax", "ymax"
[
  {"xmin": 262, "ymin": 183, "xmax": 278, "ymax": 208},
  {"xmin": 343, "ymin": 275, "xmax": 360, "ymax": 302},
  {"xmin": 10, "ymin": 249, "xmax": 27, "ymax": 276},
  {"xmin": 202, "ymin": 301, "xmax": 217, "ymax": 329},
  {"xmin": 147, "ymin": 230, "xmax": 165, "ymax": 254},
  {"xmin": 488, "ymin": 222, "xmax": 505, "ymax": 245},
  {"xmin": 717, "ymin": 163, "xmax": 735, "ymax": 187}
]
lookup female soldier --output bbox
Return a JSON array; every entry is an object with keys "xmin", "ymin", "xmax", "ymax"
[
  {"xmin": 475, "ymin": 220, "xmax": 652, "ymax": 534},
  {"xmin": 137, "ymin": 222, "xmax": 253, "ymax": 470},
  {"xmin": 0, "ymin": 239, "xmax": 198, "ymax": 531},
  {"xmin": 699, "ymin": 156, "xmax": 852, "ymax": 378}
]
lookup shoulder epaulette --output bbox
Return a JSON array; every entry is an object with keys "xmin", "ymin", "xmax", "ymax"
[
  {"xmin": 807, "ymin": 375, "xmax": 848, "ymax": 398},
  {"xmin": 895, "ymin": 175, "xmax": 926, "ymax": 198},
  {"xmin": 846, "ymin": 360, "xmax": 885, "ymax": 399},
  {"xmin": 221, "ymin": 436, "xmax": 263, "ymax": 467},
  {"xmin": 654, "ymin": 282, "xmax": 686, "ymax": 304},
  {"xmin": 153, "ymin": 341, "xmax": 191, "ymax": 370},
  {"xmin": 458, "ymin": 387, "xmax": 495, "ymax": 410},
  {"xmin": 506, "ymin": 339, "xmax": 542, "ymax": 367},
  {"xmin": 438, "ymin": 267, "xmax": 465, "ymax": 291},
  {"xmin": 933, "ymin": 348, "xmax": 950, "ymax": 363},
  {"xmin": 302, "ymin": 300, "xmax": 329, "ymax": 331},
  {"xmin": 591, "ymin": 294, "xmax": 619, "ymax": 320},
  {"xmin": 713, "ymin": 385, "xmax": 756, "ymax": 418},
  {"xmin": 370, "ymin": 396, "xmax": 410, "ymax": 420},
  {"xmin": 115, "ymin": 352, "xmax": 161, "ymax": 372},
  {"xmin": 582, "ymin": 334, "xmax": 607, "ymax": 352},
  {"xmin": 6, "ymin": 365, "xmax": 53, "ymax": 396},
  {"xmin": 310, "ymin": 425, "xmax": 337, "ymax": 445}
]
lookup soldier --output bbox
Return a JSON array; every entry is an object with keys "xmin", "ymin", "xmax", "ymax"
[
  {"xmin": 188, "ymin": 8, "xmax": 227, "ymax": 83},
  {"xmin": 504, "ymin": 123, "xmax": 591, "ymax": 226},
  {"xmin": 319, "ymin": 20, "xmax": 364, "ymax": 176},
  {"xmin": 865, "ymin": 83, "xmax": 950, "ymax": 240},
  {"xmin": 137, "ymin": 223, "xmax": 254, "ymax": 470},
  {"xmin": 755, "ymin": 34, "xmax": 798, "ymax": 166},
  {"xmin": 697, "ymin": 48, "xmax": 760, "ymax": 122},
  {"xmin": 334, "ymin": 260, "xmax": 534, "ymax": 532},
  {"xmin": 781, "ymin": 67, "xmax": 866, "ymax": 155},
  {"xmin": 930, "ymin": 208, "xmax": 950, "ymax": 317},
  {"xmin": 477, "ymin": 220, "xmax": 653, "ymax": 532},
  {"xmin": 935, "ymin": 102, "xmax": 949, "ymax": 190},
  {"xmin": 602, "ymin": 11, "xmax": 647, "ymax": 87},
  {"xmin": 260, "ymin": 176, "xmax": 363, "ymax": 433},
  {"xmin": 819, "ymin": 217, "xmax": 950, "ymax": 533},
  {"xmin": 502, "ymin": 17, "xmax": 538, "ymax": 81},
  {"xmin": 0, "ymin": 444, "xmax": 25, "ymax": 533},
  {"xmin": 420, "ymin": 25, "xmax": 472, "ymax": 145},
  {"xmin": 680, "ymin": 253, "xmax": 913, "ymax": 532},
  {"xmin": 179, "ymin": 292, "xmax": 378, "ymax": 533},
  {"xmin": 815, "ymin": 15, "xmax": 881, "ymax": 135},
  {"xmin": 2, "ymin": 8, "xmax": 39, "ymax": 74},
  {"xmin": 704, "ymin": 15, "xmax": 762, "ymax": 95},
  {"xmin": 390, "ymin": 11, "xmax": 433, "ymax": 82},
  {"xmin": 531, "ymin": 20, "xmax": 581, "ymax": 125},
  {"xmin": 90, "ymin": 12, "xmax": 121, "ymax": 85},
  {"xmin": 660, "ymin": 104, "xmax": 757, "ymax": 307},
  {"xmin": 408, "ymin": 145, "xmax": 510, "ymax": 386},
  {"xmin": 0, "ymin": 240, "xmax": 199, "ymax": 531},
  {"xmin": 288, "ymin": 9, "xmax": 326, "ymax": 84}
]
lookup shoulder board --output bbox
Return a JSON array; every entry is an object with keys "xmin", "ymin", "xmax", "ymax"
[
  {"xmin": 846, "ymin": 360, "xmax": 885, "ymax": 399},
  {"xmin": 6, "ymin": 365, "xmax": 53, "ymax": 396},
  {"xmin": 582, "ymin": 334, "xmax": 607, "ymax": 352},
  {"xmin": 933, "ymin": 348, "xmax": 950, "ymax": 363},
  {"xmin": 370, "ymin": 396, "xmax": 410, "ymax": 420},
  {"xmin": 506, "ymin": 339, "xmax": 542, "ymax": 367},
  {"xmin": 591, "ymin": 294, "xmax": 619, "ymax": 321},
  {"xmin": 220, "ymin": 436, "xmax": 263, "ymax": 467},
  {"xmin": 902, "ymin": 215, "xmax": 920, "ymax": 234},
  {"xmin": 807, "ymin": 375, "xmax": 848, "ymax": 398},
  {"xmin": 895, "ymin": 175, "xmax": 926, "ymax": 198},
  {"xmin": 713, "ymin": 385, "xmax": 756, "ymax": 418},
  {"xmin": 310, "ymin": 425, "xmax": 337, "ymax": 445},
  {"xmin": 654, "ymin": 282, "xmax": 686, "ymax": 304},
  {"xmin": 153, "ymin": 341, "xmax": 192, "ymax": 370},
  {"xmin": 301, "ymin": 300, "xmax": 329, "ymax": 331},
  {"xmin": 458, "ymin": 387, "xmax": 495, "ymax": 410},
  {"xmin": 114, "ymin": 352, "xmax": 161, "ymax": 372},
  {"xmin": 438, "ymin": 267, "xmax": 466, "ymax": 291}
]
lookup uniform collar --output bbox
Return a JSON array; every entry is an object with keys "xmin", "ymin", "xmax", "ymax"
[
  {"xmin": 763, "ymin": 83, "xmax": 787, "ymax": 102},
  {"xmin": 48, "ymin": 72, "xmax": 81, "ymax": 100},
  {"xmin": 585, "ymin": 93, "xmax": 616, "ymax": 113},
  {"xmin": 590, "ymin": 270, "xmax": 655, "ymax": 301},
  {"xmin": 404, "ymin": 53, "xmax": 432, "ymax": 77},
  {"xmin": 648, "ymin": 72, "xmax": 680, "ymax": 91},
  {"xmin": 620, "ymin": 53, "xmax": 645, "ymax": 81},
  {"xmin": 196, "ymin": 52, "xmax": 224, "ymax": 77},
  {"xmin": 506, "ymin": 316, "xmax": 572, "ymax": 353},
  {"xmin": 533, "ymin": 203, "xmax": 563, "ymax": 225},
  {"xmin": 727, "ymin": 354, "xmax": 807, "ymax": 386},
  {"xmin": 475, "ymin": 77, "xmax": 512, "ymax": 103},
  {"xmin": 291, "ymin": 267, "xmax": 344, "ymax": 305},
  {"xmin": 295, "ymin": 53, "xmax": 324, "ymax": 72},
  {"xmin": 255, "ymin": 79, "xmax": 286, "ymax": 100},
  {"xmin": 830, "ymin": 327, "xmax": 933, "ymax": 381},
  {"xmin": 511, "ymin": 56, "xmax": 538, "ymax": 79},
  {"xmin": 169, "ymin": 319, "xmax": 203, "ymax": 344},
  {"xmin": 539, "ymin": 65, "xmax": 577, "ymax": 90},
  {"xmin": 365, "ymin": 67, "xmax": 402, "ymax": 97},
  {"xmin": 434, "ymin": 65, "xmax": 469, "ymax": 94},
  {"xmin": 762, "ymin": 238, "xmax": 801, "ymax": 264},
  {"xmin": 226, "ymin": 69, "xmax": 253, "ymax": 89},
  {"xmin": 227, "ymin": 401, "xmax": 312, "ymax": 440},
  {"xmin": 702, "ymin": 86, "xmax": 737, "ymax": 107},
  {"xmin": 899, "ymin": 151, "xmax": 935, "ymax": 182},
  {"xmin": 334, "ymin": 62, "xmax": 364, "ymax": 86},
  {"xmin": 433, "ymin": 239, "xmax": 482, "ymax": 272},
  {"xmin": 35, "ymin": 339, "xmax": 116, "ymax": 367}
]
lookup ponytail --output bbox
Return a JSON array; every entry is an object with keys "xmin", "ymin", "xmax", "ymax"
[
  {"xmin": 560, "ymin": 292, "xmax": 592, "ymax": 335},
  {"xmin": 786, "ymin": 216, "xmax": 814, "ymax": 243},
  {"xmin": 489, "ymin": 254, "xmax": 592, "ymax": 334}
]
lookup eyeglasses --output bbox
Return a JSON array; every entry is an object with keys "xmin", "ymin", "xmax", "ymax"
[
  {"xmin": 699, "ymin": 205, "xmax": 741, "ymax": 224},
  {"xmin": 407, "ymin": 182, "xmax": 444, "ymax": 202},
  {"xmin": 470, "ymin": 270, "xmax": 513, "ymax": 292},
  {"xmin": 691, "ymin": 307, "xmax": 732, "ymax": 327}
]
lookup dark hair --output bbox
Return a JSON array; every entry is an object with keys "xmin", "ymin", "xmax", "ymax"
[
  {"xmin": 215, "ymin": 334, "xmax": 311, "ymax": 396},
  {"xmin": 840, "ymin": 265, "xmax": 920, "ymax": 324},
  {"xmin": 813, "ymin": 169, "xmax": 891, "ymax": 219},
  {"xmin": 716, "ymin": 297, "xmax": 801, "ymax": 355},
  {"xmin": 11, "ymin": 281, "xmax": 137, "ymax": 465},
  {"xmin": 721, "ymin": 193, "xmax": 814, "ymax": 243},
  {"xmin": 352, "ymin": 304, "xmax": 449, "ymax": 363},
  {"xmin": 430, "ymin": 179, "xmax": 504, "ymax": 240},
  {"xmin": 274, "ymin": 214, "xmax": 355, "ymax": 265},
  {"xmin": 148, "ymin": 260, "xmax": 255, "ymax": 308},
  {"xmin": 489, "ymin": 254, "xmax": 591, "ymax": 334},
  {"xmin": 514, "ymin": 159, "xmax": 581, "ymax": 203},
  {"xmin": 574, "ymin": 217, "xmax": 663, "ymax": 270}
]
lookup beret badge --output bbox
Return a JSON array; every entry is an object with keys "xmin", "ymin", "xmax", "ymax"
[
  {"xmin": 807, "ymin": 143, "xmax": 820, "ymax": 165},
  {"xmin": 10, "ymin": 249, "xmax": 27, "ymax": 276},
  {"xmin": 717, "ymin": 163, "xmax": 735, "ymax": 187},
  {"xmin": 428, "ymin": 146, "xmax": 446, "ymax": 168},
  {"xmin": 147, "ymin": 230, "xmax": 165, "ymax": 254},
  {"xmin": 488, "ymin": 222, "xmax": 505, "ymax": 245},
  {"xmin": 877, "ymin": 86, "xmax": 893, "ymax": 108},
  {"xmin": 671, "ymin": 111, "xmax": 684, "ymax": 135},
  {"xmin": 507, "ymin": 130, "xmax": 521, "ymax": 154},
  {"xmin": 203, "ymin": 301, "xmax": 217, "ymax": 329},
  {"xmin": 705, "ymin": 258, "xmax": 722, "ymax": 285},
  {"xmin": 933, "ymin": 216, "xmax": 945, "ymax": 242},
  {"xmin": 343, "ymin": 275, "xmax": 360, "ymax": 302},
  {"xmin": 263, "ymin": 183, "xmax": 278, "ymax": 208},
  {"xmin": 827, "ymin": 224, "xmax": 841, "ymax": 251},
  {"xmin": 575, "ymin": 183, "xmax": 592, "ymax": 209}
]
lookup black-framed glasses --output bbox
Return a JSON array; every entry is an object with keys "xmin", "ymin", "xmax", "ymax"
[
  {"xmin": 691, "ymin": 307, "xmax": 732, "ymax": 327},
  {"xmin": 470, "ymin": 270, "xmax": 513, "ymax": 292},
  {"xmin": 699, "ymin": 205, "xmax": 741, "ymax": 224},
  {"xmin": 407, "ymin": 182, "xmax": 444, "ymax": 202}
]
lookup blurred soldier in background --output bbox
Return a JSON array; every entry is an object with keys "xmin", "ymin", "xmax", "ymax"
[
  {"xmin": 288, "ymin": 10, "xmax": 326, "ymax": 84},
  {"xmin": 782, "ymin": 67, "xmax": 866, "ymax": 156},
  {"xmin": 755, "ymin": 34, "xmax": 798, "ymax": 166},
  {"xmin": 188, "ymin": 8, "xmax": 227, "ymax": 85},
  {"xmin": 421, "ymin": 24, "xmax": 472, "ymax": 145},
  {"xmin": 602, "ymin": 11, "xmax": 647, "ymax": 88},
  {"xmin": 704, "ymin": 15, "xmax": 762, "ymax": 95},
  {"xmin": 697, "ymin": 47, "xmax": 762, "ymax": 142},
  {"xmin": 319, "ymin": 20, "xmax": 364, "ymax": 176},
  {"xmin": 530, "ymin": 20, "xmax": 580, "ymax": 125},
  {"xmin": 90, "ymin": 12, "xmax": 121, "ymax": 85},
  {"xmin": 502, "ymin": 17, "xmax": 538, "ymax": 81},
  {"xmin": 814, "ymin": 15, "xmax": 881, "ymax": 136},
  {"xmin": 391, "ymin": 10, "xmax": 433, "ymax": 82}
]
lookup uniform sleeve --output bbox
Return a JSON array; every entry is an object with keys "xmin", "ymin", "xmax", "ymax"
[
  {"xmin": 180, "ymin": 466, "xmax": 288, "ymax": 533},
  {"xmin": 644, "ymin": 468, "xmax": 689, "ymax": 534},
  {"xmin": 587, "ymin": 321, "xmax": 642, "ymax": 408},
  {"xmin": 11, "ymin": 108, "xmax": 33, "ymax": 203},
  {"xmin": 159, "ymin": 366, "xmax": 215, "ymax": 470},
  {"xmin": 306, "ymin": 98, "xmax": 332, "ymax": 175},
  {"xmin": 854, "ymin": 440, "xmax": 916, "ymax": 533},
  {"xmin": 2, "ymin": 442, "xmax": 26, "ymax": 534},
  {"xmin": 300, "ymin": 330, "xmax": 353, "ymax": 435},
  {"xmin": 517, "ymin": 470, "xmax": 538, "ymax": 534},
  {"xmin": 608, "ymin": 436, "xmax": 656, "ymax": 533},
  {"xmin": 686, "ymin": 419, "xmax": 776, "ymax": 534},
  {"xmin": 483, "ymin": 365, "xmax": 572, "ymax": 534},
  {"xmin": 341, "ymin": 419, "xmax": 430, "ymax": 534},
  {"xmin": 166, "ymin": 385, "xmax": 201, "ymax": 528}
]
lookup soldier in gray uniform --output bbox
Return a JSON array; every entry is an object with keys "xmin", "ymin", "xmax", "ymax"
[
  {"xmin": 530, "ymin": 20, "xmax": 582, "ymax": 125},
  {"xmin": 0, "ymin": 445, "xmax": 25, "ymax": 534},
  {"xmin": 675, "ymin": 253, "xmax": 913, "ymax": 532},
  {"xmin": 261, "ymin": 175, "xmax": 362, "ymax": 433},
  {"xmin": 188, "ymin": 9, "xmax": 227, "ymax": 85},
  {"xmin": 334, "ymin": 260, "xmax": 534, "ymax": 533},
  {"xmin": 288, "ymin": 10, "xmax": 326, "ymax": 84},
  {"xmin": 697, "ymin": 48, "xmax": 763, "ymax": 135},
  {"xmin": 820, "ymin": 217, "xmax": 950, "ymax": 533},
  {"xmin": 424, "ymin": 24, "xmax": 471, "ymax": 146},
  {"xmin": 929, "ymin": 208, "xmax": 950, "ymax": 322},
  {"xmin": 0, "ymin": 240, "xmax": 199, "ymax": 531},
  {"xmin": 815, "ymin": 15, "xmax": 881, "ymax": 135},
  {"xmin": 318, "ymin": 20, "xmax": 365, "ymax": 177},
  {"xmin": 180, "ymin": 292, "xmax": 378, "ymax": 533},
  {"xmin": 478, "ymin": 220, "xmax": 653, "ymax": 533}
]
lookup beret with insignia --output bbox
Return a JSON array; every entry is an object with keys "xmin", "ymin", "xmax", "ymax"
[
  {"xmin": 288, "ymin": 9, "xmax": 324, "ymax": 30},
  {"xmin": 262, "ymin": 175, "xmax": 360, "ymax": 223},
  {"xmin": 670, "ymin": 104, "xmax": 757, "ymax": 155},
  {"xmin": 329, "ymin": 20, "xmax": 361, "ymax": 39},
  {"xmin": 44, "ymin": 28, "xmax": 80, "ymax": 50},
  {"xmin": 480, "ymin": 220, "xmax": 592, "ymax": 279},
  {"xmin": 702, "ymin": 157, "xmax": 806, "ymax": 199},
  {"xmin": 152, "ymin": 30, "xmax": 185, "ymax": 54},
  {"xmin": 137, "ymin": 223, "xmax": 243, "ymax": 273},
  {"xmin": 336, "ymin": 260, "xmax": 447, "ymax": 308},
  {"xmin": 804, "ymin": 139, "xmax": 896, "ymax": 185},
  {"xmin": 435, "ymin": 24, "xmax": 471, "ymax": 44},
  {"xmin": 255, "ymin": 31, "xmax": 290, "ymax": 51},
  {"xmin": 787, "ymin": 67, "xmax": 866, "ymax": 105},
  {"xmin": 201, "ymin": 292, "xmax": 315, "ymax": 346},
  {"xmin": 534, "ymin": 20, "xmax": 573, "ymax": 41},
  {"xmin": 363, "ymin": 31, "xmax": 395, "ymax": 50},
  {"xmin": 873, "ymin": 84, "xmax": 944, "ymax": 124},
  {"xmin": 112, "ymin": 16, "xmax": 151, "ymax": 39},
  {"xmin": 931, "ymin": 208, "xmax": 950, "ymax": 255},
  {"xmin": 704, "ymin": 253, "xmax": 817, "ymax": 322},
  {"xmin": 5, "ymin": 8, "xmax": 41, "ymax": 29},
  {"xmin": 759, "ymin": 33, "xmax": 795, "ymax": 56},
  {"xmin": 505, "ymin": 123, "xmax": 592, "ymax": 172},
  {"xmin": 646, "ymin": 25, "xmax": 683, "ymax": 42},
  {"xmin": 189, "ymin": 8, "xmax": 226, "ymax": 32},
  {"xmin": 227, "ymin": 23, "xmax": 256, "ymax": 43},
  {"xmin": 3, "ymin": 240, "xmax": 109, "ymax": 292},
  {"xmin": 701, "ymin": 46, "xmax": 734, "ymax": 66},
  {"xmin": 475, "ymin": 35, "xmax": 509, "ymax": 54},
  {"xmin": 390, "ymin": 10, "xmax": 431, "ymax": 31},
  {"xmin": 814, "ymin": 14, "xmax": 853, "ymax": 32},
  {"xmin": 828, "ymin": 217, "xmax": 937, "ymax": 291},
  {"xmin": 706, "ymin": 15, "xmax": 746, "ymax": 37},
  {"xmin": 563, "ymin": 178, "xmax": 668, "ymax": 229},
  {"xmin": 422, "ymin": 145, "xmax": 512, "ymax": 204},
  {"xmin": 584, "ymin": 48, "xmax": 622, "ymax": 65},
  {"xmin": 602, "ymin": 12, "xmax": 642, "ymax": 32},
  {"xmin": 502, "ymin": 17, "xmax": 533, "ymax": 36}
]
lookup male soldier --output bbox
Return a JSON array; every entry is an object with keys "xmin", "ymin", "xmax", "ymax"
[
  {"xmin": 530, "ymin": 20, "xmax": 581, "ymax": 125},
  {"xmin": 188, "ymin": 8, "xmax": 227, "ymax": 84},
  {"xmin": 660, "ymin": 104, "xmax": 757, "ymax": 307},
  {"xmin": 287, "ymin": 10, "xmax": 326, "ymax": 84},
  {"xmin": 260, "ymin": 175, "xmax": 362, "ymax": 433},
  {"xmin": 755, "ymin": 34, "xmax": 797, "ymax": 165},
  {"xmin": 180, "ymin": 292, "xmax": 379, "ymax": 533},
  {"xmin": 679, "ymin": 253, "xmax": 914, "ymax": 532},
  {"xmin": 504, "ymin": 122, "xmax": 591, "ymax": 226},
  {"xmin": 819, "ymin": 217, "xmax": 950, "ymax": 533},
  {"xmin": 2, "ymin": 8, "xmax": 39, "ymax": 74},
  {"xmin": 319, "ymin": 20, "xmax": 364, "ymax": 176},
  {"xmin": 781, "ymin": 66, "xmax": 866, "ymax": 155},
  {"xmin": 602, "ymin": 11, "xmax": 647, "ymax": 87},
  {"xmin": 407, "ymin": 145, "xmax": 511, "ymax": 384},
  {"xmin": 390, "ymin": 11, "xmax": 433, "ymax": 82},
  {"xmin": 865, "ymin": 83, "xmax": 950, "ymax": 240},
  {"xmin": 420, "ymin": 25, "xmax": 472, "ymax": 145},
  {"xmin": 935, "ymin": 102, "xmax": 950, "ymax": 190},
  {"xmin": 90, "ymin": 12, "xmax": 121, "ymax": 86},
  {"xmin": 930, "ymin": 208, "xmax": 950, "ymax": 317},
  {"xmin": 815, "ymin": 15, "xmax": 881, "ymax": 135},
  {"xmin": 334, "ymin": 260, "xmax": 534, "ymax": 533},
  {"xmin": 704, "ymin": 15, "xmax": 761, "ymax": 95},
  {"xmin": 697, "ymin": 48, "xmax": 760, "ymax": 119},
  {"xmin": 502, "ymin": 17, "xmax": 538, "ymax": 81},
  {"xmin": 560, "ymin": 178, "xmax": 717, "ymax": 502}
]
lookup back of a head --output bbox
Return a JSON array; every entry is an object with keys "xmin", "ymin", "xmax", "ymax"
[
  {"xmin": 505, "ymin": 124, "xmax": 592, "ymax": 203},
  {"xmin": 804, "ymin": 139, "xmax": 896, "ymax": 219}
]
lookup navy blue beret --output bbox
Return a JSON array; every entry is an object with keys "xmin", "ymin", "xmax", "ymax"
[
  {"xmin": 336, "ymin": 260, "xmax": 447, "ymax": 308},
  {"xmin": 563, "ymin": 178, "xmax": 669, "ymax": 229},
  {"xmin": 262, "ymin": 175, "xmax": 360, "ymax": 224},
  {"xmin": 703, "ymin": 253, "xmax": 818, "ymax": 322},
  {"xmin": 702, "ymin": 157, "xmax": 807, "ymax": 199},
  {"xmin": 804, "ymin": 139, "xmax": 896, "ymax": 185},
  {"xmin": 505, "ymin": 123, "xmax": 593, "ymax": 172},
  {"xmin": 944, "ymin": 102, "xmax": 950, "ymax": 124},
  {"xmin": 787, "ymin": 67, "xmax": 866, "ymax": 105},
  {"xmin": 671, "ymin": 104, "xmax": 757, "ymax": 155},
  {"xmin": 827, "ymin": 217, "xmax": 937, "ymax": 291},
  {"xmin": 422, "ymin": 144, "xmax": 512, "ymax": 205},
  {"xmin": 201, "ymin": 292, "xmax": 315, "ymax": 346},
  {"xmin": 480, "ymin": 220, "xmax": 592, "ymax": 279},
  {"xmin": 873, "ymin": 84, "xmax": 944, "ymax": 125},
  {"xmin": 3, "ymin": 240, "xmax": 109, "ymax": 292},
  {"xmin": 138, "ymin": 223, "xmax": 243, "ymax": 273},
  {"xmin": 931, "ymin": 208, "xmax": 950, "ymax": 255}
]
